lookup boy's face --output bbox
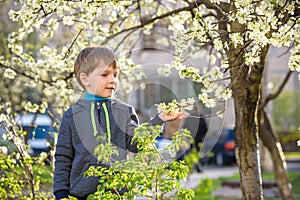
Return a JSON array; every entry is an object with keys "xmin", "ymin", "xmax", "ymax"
[{"xmin": 81, "ymin": 65, "xmax": 119, "ymax": 98}]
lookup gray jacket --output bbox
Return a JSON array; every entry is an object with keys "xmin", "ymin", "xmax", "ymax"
[{"xmin": 53, "ymin": 99, "xmax": 163, "ymax": 198}]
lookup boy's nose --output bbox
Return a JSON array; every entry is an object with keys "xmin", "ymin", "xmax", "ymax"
[{"xmin": 110, "ymin": 75, "xmax": 117, "ymax": 83}]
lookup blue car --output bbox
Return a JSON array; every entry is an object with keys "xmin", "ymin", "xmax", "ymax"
[
  {"xmin": 16, "ymin": 114, "xmax": 56, "ymax": 157},
  {"xmin": 211, "ymin": 129, "xmax": 236, "ymax": 166}
]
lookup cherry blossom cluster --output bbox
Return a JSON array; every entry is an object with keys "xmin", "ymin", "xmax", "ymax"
[{"xmin": 156, "ymin": 98, "xmax": 195, "ymax": 115}]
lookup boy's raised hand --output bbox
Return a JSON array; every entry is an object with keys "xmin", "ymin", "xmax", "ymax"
[{"xmin": 158, "ymin": 111, "xmax": 188, "ymax": 122}]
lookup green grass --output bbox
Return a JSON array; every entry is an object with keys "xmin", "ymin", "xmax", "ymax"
[
  {"xmin": 287, "ymin": 172, "xmax": 300, "ymax": 199},
  {"xmin": 284, "ymin": 152, "xmax": 300, "ymax": 160},
  {"xmin": 193, "ymin": 171, "xmax": 300, "ymax": 200},
  {"xmin": 262, "ymin": 172, "xmax": 300, "ymax": 200}
]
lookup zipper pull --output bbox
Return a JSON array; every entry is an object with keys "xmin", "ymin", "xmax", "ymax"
[{"xmin": 96, "ymin": 102, "xmax": 101, "ymax": 110}]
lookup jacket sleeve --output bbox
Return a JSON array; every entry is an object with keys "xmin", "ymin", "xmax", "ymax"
[
  {"xmin": 53, "ymin": 112, "xmax": 74, "ymax": 198},
  {"xmin": 148, "ymin": 114, "xmax": 165, "ymax": 127},
  {"xmin": 125, "ymin": 107, "xmax": 140, "ymax": 153}
]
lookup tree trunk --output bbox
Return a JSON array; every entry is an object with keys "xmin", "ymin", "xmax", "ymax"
[
  {"xmin": 232, "ymin": 85, "xmax": 263, "ymax": 200},
  {"xmin": 258, "ymin": 109, "xmax": 295, "ymax": 200},
  {"xmin": 229, "ymin": 53, "xmax": 265, "ymax": 200},
  {"xmin": 230, "ymin": 51, "xmax": 264, "ymax": 200},
  {"xmin": 225, "ymin": 6, "xmax": 269, "ymax": 198}
]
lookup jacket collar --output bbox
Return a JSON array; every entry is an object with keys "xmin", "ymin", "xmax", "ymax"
[{"xmin": 84, "ymin": 91, "xmax": 111, "ymax": 101}]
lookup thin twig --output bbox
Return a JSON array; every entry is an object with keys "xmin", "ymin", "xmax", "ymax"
[
  {"xmin": 0, "ymin": 62, "xmax": 54, "ymax": 86},
  {"xmin": 62, "ymin": 26, "xmax": 85, "ymax": 60},
  {"xmin": 260, "ymin": 70, "xmax": 294, "ymax": 109}
]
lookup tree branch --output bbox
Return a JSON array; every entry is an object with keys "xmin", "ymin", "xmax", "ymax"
[
  {"xmin": 102, "ymin": 0, "xmax": 225, "ymax": 44},
  {"xmin": 0, "ymin": 61, "xmax": 73, "ymax": 85},
  {"xmin": 260, "ymin": 70, "xmax": 294, "ymax": 108},
  {"xmin": 0, "ymin": 62, "xmax": 52, "ymax": 85},
  {"xmin": 62, "ymin": 26, "xmax": 85, "ymax": 60}
]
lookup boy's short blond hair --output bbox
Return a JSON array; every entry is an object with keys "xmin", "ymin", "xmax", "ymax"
[{"xmin": 74, "ymin": 47, "xmax": 120, "ymax": 89}]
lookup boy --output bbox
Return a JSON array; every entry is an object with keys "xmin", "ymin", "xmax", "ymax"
[{"xmin": 53, "ymin": 47, "xmax": 186, "ymax": 200}]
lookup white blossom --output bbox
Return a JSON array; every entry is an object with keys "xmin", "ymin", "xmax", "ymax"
[
  {"xmin": 157, "ymin": 65, "xmax": 172, "ymax": 77},
  {"xmin": 215, "ymin": 86, "xmax": 232, "ymax": 100},
  {"xmin": 156, "ymin": 100, "xmax": 180, "ymax": 115},
  {"xmin": 39, "ymin": 152, "xmax": 48, "ymax": 160},
  {"xmin": 39, "ymin": 102, "xmax": 48, "ymax": 113},
  {"xmin": 202, "ymin": 79, "xmax": 218, "ymax": 92},
  {"xmin": 210, "ymin": 0, "xmax": 222, "ymax": 4},
  {"xmin": 0, "ymin": 114, "xmax": 8, "ymax": 123},
  {"xmin": 205, "ymin": 98, "xmax": 216, "ymax": 108},
  {"xmin": 229, "ymin": 32, "xmax": 244, "ymax": 48},
  {"xmin": 140, "ymin": 83, "xmax": 146, "ymax": 90},
  {"xmin": 198, "ymin": 92, "xmax": 209, "ymax": 103},
  {"xmin": 179, "ymin": 97, "xmax": 195, "ymax": 111},
  {"xmin": 0, "ymin": 146, "xmax": 8, "ymax": 155},
  {"xmin": 298, "ymin": 126, "xmax": 300, "ymax": 146},
  {"xmin": 25, "ymin": 80, "xmax": 37, "ymax": 88},
  {"xmin": 4, "ymin": 68, "xmax": 17, "ymax": 79},
  {"xmin": 213, "ymin": 38, "xmax": 223, "ymax": 51},
  {"xmin": 24, "ymin": 102, "xmax": 39, "ymax": 113},
  {"xmin": 11, "ymin": 44, "xmax": 23, "ymax": 54},
  {"xmin": 179, "ymin": 66, "xmax": 199, "ymax": 79},
  {"xmin": 288, "ymin": 44, "xmax": 300, "ymax": 72},
  {"xmin": 209, "ymin": 66, "xmax": 223, "ymax": 80},
  {"xmin": 108, "ymin": 10, "xmax": 118, "ymax": 22},
  {"xmin": 47, "ymin": 18, "xmax": 59, "ymax": 31},
  {"xmin": 245, "ymin": 45, "xmax": 261, "ymax": 66},
  {"xmin": 63, "ymin": 16, "xmax": 75, "ymax": 26},
  {"xmin": 217, "ymin": 112, "xmax": 224, "ymax": 119},
  {"xmin": 221, "ymin": 62, "xmax": 229, "ymax": 69},
  {"xmin": 222, "ymin": 88, "xmax": 232, "ymax": 100}
]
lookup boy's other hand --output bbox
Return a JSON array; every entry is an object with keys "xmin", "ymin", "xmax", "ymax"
[{"xmin": 158, "ymin": 111, "xmax": 188, "ymax": 122}]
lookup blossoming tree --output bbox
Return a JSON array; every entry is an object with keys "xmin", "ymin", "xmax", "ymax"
[{"xmin": 1, "ymin": 0, "xmax": 299, "ymax": 199}]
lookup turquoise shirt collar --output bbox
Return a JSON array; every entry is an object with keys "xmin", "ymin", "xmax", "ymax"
[{"xmin": 84, "ymin": 91, "xmax": 111, "ymax": 101}]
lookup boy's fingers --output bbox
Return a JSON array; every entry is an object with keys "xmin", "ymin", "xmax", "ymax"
[
  {"xmin": 177, "ymin": 112, "xmax": 188, "ymax": 119},
  {"xmin": 158, "ymin": 111, "xmax": 188, "ymax": 122}
]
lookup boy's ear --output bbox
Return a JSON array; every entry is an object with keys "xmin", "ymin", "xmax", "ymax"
[{"xmin": 80, "ymin": 73, "xmax": 90, "ymax": 87}]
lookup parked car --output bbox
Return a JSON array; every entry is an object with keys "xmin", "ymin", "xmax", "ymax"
[
  {"xmin": 15, "ymin": 114, "xmax": 56, "ymax": 157},
  {"xmin": 210, "ymin": 129, "xmax": 236, "ymax": 166}
]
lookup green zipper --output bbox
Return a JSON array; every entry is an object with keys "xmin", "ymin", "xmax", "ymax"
[
  {"xmin": 91, "ymin": 103, "xmax": 98, "ymax": 137},
  {"xmin": 90, "ymin": 102, "xmax": 111, "ymax": 143},
  {"xmin": 102, "ymin": 102, "xmax": 111, "ymax": 143}
]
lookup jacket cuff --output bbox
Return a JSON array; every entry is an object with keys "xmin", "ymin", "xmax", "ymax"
[
  {"xmin": 149, "ymin": 114, "xmax": 165, "ymax": 126},
  {"xmin": 54, "ymin": 190, "xmax": 69, "ymax": 200}
]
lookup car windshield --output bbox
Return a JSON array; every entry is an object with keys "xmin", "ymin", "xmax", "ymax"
[{"xmin": 24, "ymin": 126, "xmax": 55, "ymax": 139}]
